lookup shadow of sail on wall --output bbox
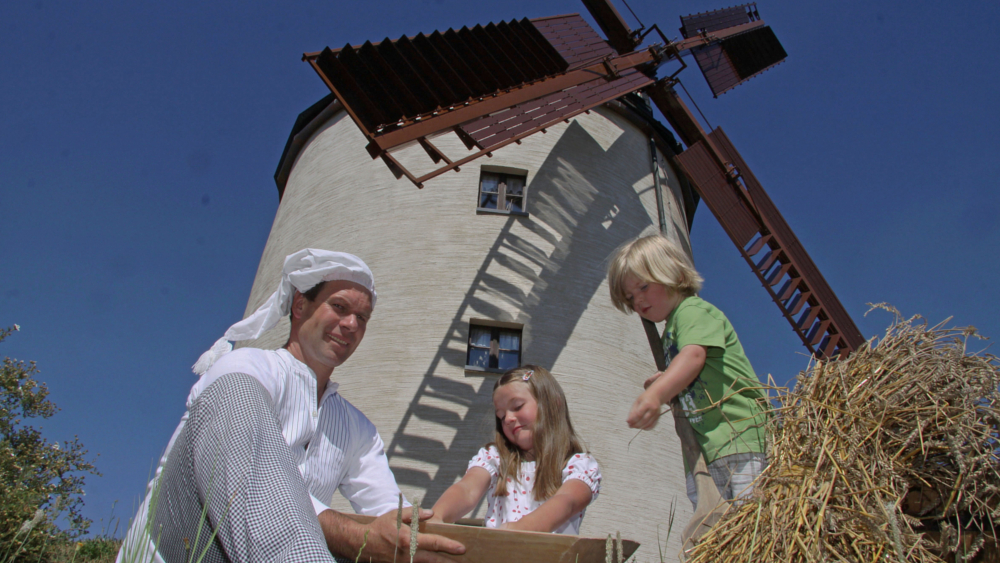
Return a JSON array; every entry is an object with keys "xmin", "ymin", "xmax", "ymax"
[{"xmin": 383, "ymin": 119, "xmax": 662, "ymax": 504}]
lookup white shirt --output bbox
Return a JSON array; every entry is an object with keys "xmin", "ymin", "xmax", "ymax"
[
  {"xmin": 468, "ymin": 446, "xmax": 601, "ymax": 535},
  {"xmin": 184, "ymin": 348, "xmax": 403, "ymax": 515},
  {"xmin": 119, "ymin": 348, "xmax": 404, "ymax": 563}
]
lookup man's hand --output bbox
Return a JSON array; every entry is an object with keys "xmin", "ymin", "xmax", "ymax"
[
  {"xmin": 627, "ymin": 388, "xmax": 664, "ymax": 430},
  {"xmin": 368, "ymin": 508, "xmax": 465, "ymax": 563},
  {"xmin": 321, "ymin": 508, "xmax": 465, "ymax": 563}
]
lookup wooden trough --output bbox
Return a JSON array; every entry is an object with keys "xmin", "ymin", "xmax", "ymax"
[{"xmin": 339, "ymin": 513, "xmax": 639, "ymax": 563}]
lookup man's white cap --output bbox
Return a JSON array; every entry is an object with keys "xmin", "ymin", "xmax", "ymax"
[{"xmin": 192, "ymin": 249, "xmax": 376, "ymax": 375}]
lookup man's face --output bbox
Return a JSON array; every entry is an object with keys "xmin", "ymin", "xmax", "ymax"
[{"xmin": 291, "ymin": 280, "xmax": 372, "ymax": 372}]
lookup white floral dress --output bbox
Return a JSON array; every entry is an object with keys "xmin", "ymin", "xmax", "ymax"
[{"xmin": 467, "ymin": 445, "xmax": 601, "ymax": 535}]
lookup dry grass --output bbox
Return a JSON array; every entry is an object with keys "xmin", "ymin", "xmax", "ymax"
[{"xmin": 686, "ymin": 305, "xmax": 1000, "ymax": 563}]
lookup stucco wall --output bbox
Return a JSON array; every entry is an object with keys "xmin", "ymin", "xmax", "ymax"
[{"xmin": 241, "ymin": 104, "xmax": 695, "ymax": 561}]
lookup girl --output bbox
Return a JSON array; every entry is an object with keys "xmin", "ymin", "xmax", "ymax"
[
  {"xmin": 430, "ymin": 365, "xmax": 600, "ymax": 534},
  {"xmin": 607, "ymin": 234, "xmax": 769, "ymax": 507}
]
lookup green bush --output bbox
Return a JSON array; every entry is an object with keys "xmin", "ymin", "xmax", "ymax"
[
  {"xmin": 40, "ymin": 537, "xmax": 121, "ymax": 563},
  {"xmin": 1, "ymin": 325, "xmax": 100, "ymax": 561},
  {"xmin": 76, "ymin": 537, "xmax": 121, "ymax": 562}
]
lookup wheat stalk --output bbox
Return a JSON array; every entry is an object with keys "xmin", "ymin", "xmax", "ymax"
[
  {"xmin": 409, "ymin": 498, "xmax": 421, "ymax": 563},
  {"xmin": 683, "ymin": 308, "xmax": 1000, "ymax": 563}
]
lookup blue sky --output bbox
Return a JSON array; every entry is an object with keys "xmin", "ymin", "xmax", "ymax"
[{"xmin": 2, "ymin": 0, "xmax": 998, "ymax": 534}]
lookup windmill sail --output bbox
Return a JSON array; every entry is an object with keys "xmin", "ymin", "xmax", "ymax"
[
  {"xmin": 671, "ymin": 123, "xmax": 865, "ymax": 357},
  {"xmin": 679, "ymin": 4, "xmax": 787, "ymax": 97},
  {"xmin": 305, "ymin": 16, "xmax": 660, "ymax": 186}
]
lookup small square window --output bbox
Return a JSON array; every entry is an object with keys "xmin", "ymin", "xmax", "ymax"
[
  {"xmin": 466, "ymin": 322, "xmax": 522, "ymax": 373},
  {"xmin": 478, "ymin": 171, "xmax": 527, "ymax": 214}
]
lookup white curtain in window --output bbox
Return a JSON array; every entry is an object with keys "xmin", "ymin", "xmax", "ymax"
[
  {"xmin": 498, "ymin": 330, "xmax": 520, "ymax": 369},
  {"xmin": 504, "ymin": 176, "xmax": 524, "ymax": 212},
  {"xmin": 498, "ymin": 330, "xmax": 520, "ymax": 350},
  {"xmin": 468, "ymin": 327, "xmax": 492, "ymax": 368},
  {"xmin": 506, "ymin": 176, "xmax": 524, "ymax": 196},
  {"xmin": 470, "ymin": 327, "xmax": 493, "ymax": 347},
  {"xmin": 479, "ymin": 174, "xmax": 499, "ymax": 209}
]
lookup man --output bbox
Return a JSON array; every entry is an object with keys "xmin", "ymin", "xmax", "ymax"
[{"xmin": 119, "ymin": 249, "xmax": 465, "ymax": 563}]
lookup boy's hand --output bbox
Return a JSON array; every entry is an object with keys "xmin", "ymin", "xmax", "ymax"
[
  {"xmin": 643, "ymin": 371, "xmax": 664, "ymax": 390},
  {"xmin": 627, "ymin": 389, "xmax": 664, "ymax": 430},
  {"xmin": 628, "ymin": 345, "xmax": 708, "ymax": 430}
]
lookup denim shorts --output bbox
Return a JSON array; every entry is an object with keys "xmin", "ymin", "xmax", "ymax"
[{"xmin": 685, "ymin": 452, "xmax": 767, "ymax": 509}]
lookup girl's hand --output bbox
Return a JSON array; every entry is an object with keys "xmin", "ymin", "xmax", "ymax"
[
  {"xmin": 627, "ymin": 389, "xmax": 663, "ymax": 430},
  {"xmin": 429, "ymin": 466, "xmax": 491, "ymax": 524}
]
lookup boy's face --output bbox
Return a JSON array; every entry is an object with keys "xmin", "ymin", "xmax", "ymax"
[{"xmin": 623, "ymin": 274, "xmax": 679, "ymax": 323}]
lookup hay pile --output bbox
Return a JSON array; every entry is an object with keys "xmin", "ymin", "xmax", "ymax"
[{"xmin": 687, "ymin": 306, "xmax": 1000, "ymax": 562}]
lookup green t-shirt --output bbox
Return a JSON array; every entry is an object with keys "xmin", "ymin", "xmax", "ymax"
[{"xmin": 661, "ymin": 296, "xmax": 769, "ymax": 466}]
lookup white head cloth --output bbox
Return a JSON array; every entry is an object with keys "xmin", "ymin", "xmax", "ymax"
[{"xmin": 192, "ymin": 248, "xmax": 376, "ymax": 375}]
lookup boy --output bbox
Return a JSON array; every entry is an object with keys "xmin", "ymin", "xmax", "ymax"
[{"xmin": 607, "ymin": 234, "xmax": 769, "ymax": 505}]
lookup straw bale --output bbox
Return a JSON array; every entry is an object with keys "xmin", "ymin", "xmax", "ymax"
[{"xmin": 685, "ymin": 305, "xmax": 1000, "ymax": 563}]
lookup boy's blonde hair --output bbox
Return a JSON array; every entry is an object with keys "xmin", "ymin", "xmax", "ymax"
[{"xmin": 607, "ymin": 234, "xmax": 704, "ymax": 314}]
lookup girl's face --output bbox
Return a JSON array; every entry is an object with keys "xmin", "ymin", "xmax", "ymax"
[
  {"xmin": 623, "ymin": 274, "xmax": 680, "ymax": 323},
  {"xmin": 494, "ymin": 381, "xmax": 538, "ymax": 461}
]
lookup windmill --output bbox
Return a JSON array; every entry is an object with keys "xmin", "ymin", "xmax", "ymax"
[
  {"xmin": 300, "ymin": 0, "xmax": 864, "ymax": 361},
  {"xmin": 242, "ymin": 0, "xmax": 863, "ymax": 558}
]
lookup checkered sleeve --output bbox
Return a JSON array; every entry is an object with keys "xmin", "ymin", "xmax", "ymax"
[{"xmin": 144, "ymin": 372, "xmax": 335, "ymax": 563}]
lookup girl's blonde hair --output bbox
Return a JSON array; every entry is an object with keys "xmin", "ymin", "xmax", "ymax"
[
  {"xmin": 607, "ymin": 234, "xmax": 703, "ymax": 314},
  {"xmin": 491, "ymin": 365, "xmax": 586, "ymax": 502}
]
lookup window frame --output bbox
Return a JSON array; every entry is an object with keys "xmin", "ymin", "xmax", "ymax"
[
  {"xmin": 477, "ymin": 168, "xmax": 529, "ymax": 216},
  {"xmin": 465, "ymin": 320, "xmax": 523, "ymax": 375}
]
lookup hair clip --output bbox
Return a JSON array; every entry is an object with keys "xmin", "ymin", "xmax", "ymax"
[{"xmin": 522, "ymin": 370, "xmax": 533, "ymax": 381}]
